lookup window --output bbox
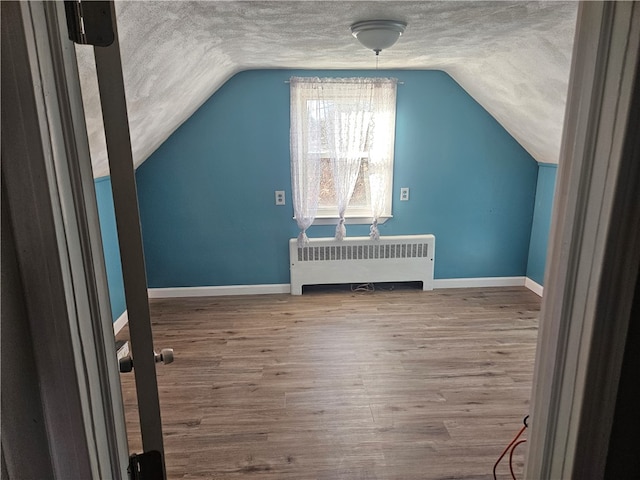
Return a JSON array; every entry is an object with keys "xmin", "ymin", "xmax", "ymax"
[
  {"xmin": 290, "ymin": 77, "xmax": 397, "ymax": 243},
  {"xmin": 318, "ymin": 156, "xmax": 371, "ymax": 215}
]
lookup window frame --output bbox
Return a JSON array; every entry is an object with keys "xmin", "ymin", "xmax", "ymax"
[{"xmin": 292, "ymin": 78, "xmax": 397, "ymax": 225}]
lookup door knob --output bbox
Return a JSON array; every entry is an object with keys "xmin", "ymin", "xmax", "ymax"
[
  {"xmin": 119, "ymin": 355, "xmax": 134, "ymax": 373},
  {"xmin": 154, "ymin": 348, "xmax": 174, "ymax": 365},
  {"xmin": 119, "ymin": 348, "xmax": 173, "ymax": 373}
]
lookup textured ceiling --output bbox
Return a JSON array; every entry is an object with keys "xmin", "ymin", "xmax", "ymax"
[{"xmin": 76, "ymin": 1, "xmax": 578, "ymax": 179}]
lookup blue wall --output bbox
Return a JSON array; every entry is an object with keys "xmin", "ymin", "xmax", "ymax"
[
  {"xmin": 95, "ymin": 177, "xmax": 126, "ymax": 322},
  {"xmin": 526, "ymin": 164, "xmax": 558, "ymax": 285},
  {"xmin": 135, "ymin": 69, "xmax": 539, "ymax": 288}
]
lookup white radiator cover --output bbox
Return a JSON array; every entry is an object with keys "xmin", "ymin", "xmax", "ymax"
[{"xmin": 289, "ymin": 235, "xmax": 435, "ymax": 295}]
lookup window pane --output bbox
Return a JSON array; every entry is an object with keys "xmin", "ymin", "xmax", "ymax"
[
  {"xmin": 319, "ymin": 158, "xmax": 336, "ymax": 206},
  {"xmin": 318, "ymin": 158, "xmax": 370, "ymax": 211},
  {"xmin": 349, "ymin": 159, "xmax": 370, "ymax": 209}
]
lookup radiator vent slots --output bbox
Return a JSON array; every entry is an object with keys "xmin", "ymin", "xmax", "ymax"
[
  {"xmin": 289, "ymin": 235, "xmax": 435, "ymax": 295},
  {"xmin": 297, "ymin": 243, "xmax": 430, "ymax": 262}
]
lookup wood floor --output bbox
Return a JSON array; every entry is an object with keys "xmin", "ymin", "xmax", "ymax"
[{"xmin": 117, "ymin": 285, "xmax": 540, "ymax": 479}]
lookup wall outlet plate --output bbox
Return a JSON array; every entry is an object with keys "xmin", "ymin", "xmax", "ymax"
[
  {"xmin": 275, "ymin": 190, "xmax": 285, "ymax": 205},
  {"xmin": 400, "ymin": 187, "xmax": 409, "ymax": 201}
]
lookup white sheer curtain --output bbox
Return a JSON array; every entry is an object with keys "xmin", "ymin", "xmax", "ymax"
[
  {"xmin": 290, "ymin": 77, "xmax": 397, "ymax": 243},
  {"xmin": 326, "ymin": 79, "xmax": 375, "ymax": 240},
  {"xmin": 368, "ymin": 80, "xmax": 397, "ymax": 239},
  {"xmin": 290, "ymin": 77, "xmax": 324, "ymax": 247}
]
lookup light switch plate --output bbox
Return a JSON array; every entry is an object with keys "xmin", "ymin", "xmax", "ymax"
[
  {"xmin": 400, "ymin": 187, "xmax": 409, "ymax": 201},
  {"xmin": 275, "ymin": 190, "xmax": 285, "ymax": 205}
]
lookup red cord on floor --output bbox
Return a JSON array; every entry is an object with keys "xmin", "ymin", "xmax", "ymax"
[
  {"xmin": 509, "ymin": 439, "xmax": 527, "ymax": 479},
  {"xmin": 493, "ymin": 415, "xmax": 529, "ymax": 480}
]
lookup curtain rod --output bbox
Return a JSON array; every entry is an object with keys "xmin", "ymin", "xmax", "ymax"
[{"xmin": 284, "ymin": 80, "xmax": 404, "ymax": 84}]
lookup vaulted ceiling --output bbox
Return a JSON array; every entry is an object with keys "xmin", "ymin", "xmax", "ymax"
[{"xmin": 76, "ymin": 1, "xmax": 578, "ymax": 179}]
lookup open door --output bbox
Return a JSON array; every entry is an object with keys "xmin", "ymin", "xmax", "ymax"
[
  {"xmin": 65, "ymin": 0, "xmax": 171, "ymax": 477},
  {"xmin": 2, "ymin": 1, "xmax": 168, "ymax": 478},
  {"xmin": 2, "ymin": 1, "xmax": 131, "ymax": 478}
]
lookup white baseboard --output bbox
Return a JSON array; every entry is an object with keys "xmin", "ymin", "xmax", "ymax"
[
  {"xmin": 147, "ymin": 279, "xmax": 537, "ymax": 298},
  {"xmin": 148, "ymin": 284, "xmax": 291, "ymax": 298},
  {"xmin": 113, "ymin": 310, "xmax": 128, "ymax": 335},
  {"xmin": 116, "ymin": 341, "xmax": 129, "ymax": 360},
  {"xmin": 433, "ymin": 276, "xmax": 526, "ymax": 289},
  {"xmin": 525, "ymin": 277, "xmax": 544, "ymax": 297}
]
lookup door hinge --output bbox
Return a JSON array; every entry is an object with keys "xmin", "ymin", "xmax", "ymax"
[
  {"xmin": 64, "ymin": 1, "xmax": 114, "ymax": 46},
  {"xmin": 128, "ymin": 451, "xmax": 164, "ymax": 480}
]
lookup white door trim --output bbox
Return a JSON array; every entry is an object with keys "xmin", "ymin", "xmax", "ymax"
[{"xmin": 526, "ymin": 2, "xmax": 640, "ymax": 478}]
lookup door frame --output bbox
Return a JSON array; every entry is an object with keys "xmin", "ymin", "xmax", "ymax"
[
  {"xmin": 526, "ymin": 2, "xmax": 640, "ymax": 478},
  {"xmin": 2, "ymin": 1, "xmax": 129, "ymax": 478},
  {"xmin": 4, "ymin": 0, "xmax": 640, "ymax": 478}
]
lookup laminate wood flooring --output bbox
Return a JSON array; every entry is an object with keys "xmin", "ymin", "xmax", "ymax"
[{"xmin": 117, "ymin": 286, "xmax": 540, "ymax": 479}]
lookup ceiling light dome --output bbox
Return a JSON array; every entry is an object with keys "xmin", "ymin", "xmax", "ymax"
[{"xmin": 350, "ymin": 20, "xmax": 407, "ymax": 55}]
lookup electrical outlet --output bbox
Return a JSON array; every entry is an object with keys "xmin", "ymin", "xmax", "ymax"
[
  {"xmin": 275, "ymin": 190, "xmax": 285, "ymax": 205},
  {"xmin": 400, "ymin": 187, "xmax": 410, "ymax": 201}
]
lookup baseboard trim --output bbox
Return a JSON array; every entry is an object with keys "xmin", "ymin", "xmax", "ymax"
[
  {"xmin": 148, "ymin": 284, "xmax": 291, "ymax": 298},
  {"xmin": 433, "ymin": 276, "xmax": 526, "ymax": 289},
  {"xmin": 113, "ymin": 310, "xmax": 128, "ymax": 335},
  {"xmin": 524, "ymin": 277, "xmax": 544, "ymax": 297},
  {"xmin": 147, "ymin": 279, "xmax": 536, "ymax": 298}
]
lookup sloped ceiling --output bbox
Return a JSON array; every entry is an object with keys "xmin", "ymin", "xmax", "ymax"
[{"xmin": 76, "ymin": 1, "xmax": 578, "ymax": 179}]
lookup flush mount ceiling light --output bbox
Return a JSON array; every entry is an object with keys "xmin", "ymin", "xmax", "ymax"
[{"xmin": 350, "ymin": 20, "xmax": 407, "ymax": 55}]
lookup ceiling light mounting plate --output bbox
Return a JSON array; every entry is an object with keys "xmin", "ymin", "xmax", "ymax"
[{"xmin": 350, "ymin": 19, "xmax": 407, "ymax": 55}]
